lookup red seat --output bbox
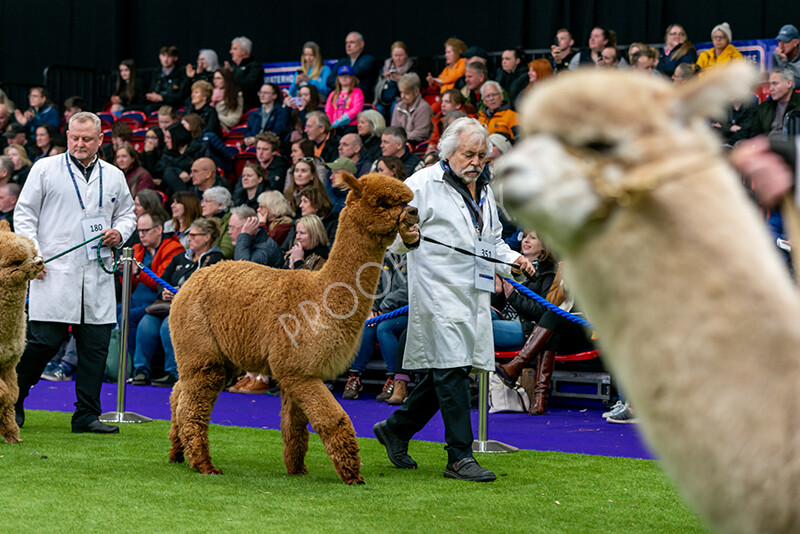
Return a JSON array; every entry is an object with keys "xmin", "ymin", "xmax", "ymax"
[
  {"xmin": 494, "ymin": 349, "xmax": 600, "ymax": 362},
  {"xmin": 100, "ymin": 119, "xmax": 113, "ymax": 133},
  {"xmin": 97, "ymin": 112, "xmax": 115, "ymax": 124},
  {"xmin": 223, "ymin": 145, "xmax": 240, "ymax": 158},
  {"xmin": 754, "ymin": 83, "xmax": 770, "ymax": 103},
  {"xmin": 413, "ymin": 140, "xmax": 430, "ymax": 154},
  {"xmin": 120, "ymin": 110, "xmax": 146, "ymax": 125},
  {"xmin": 232, "ymin": 153, "xmax": 256, "ymax": 180}
]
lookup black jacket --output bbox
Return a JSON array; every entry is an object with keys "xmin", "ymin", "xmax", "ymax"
[
  {"xmin": 493, "ymin": 256, "xmax": 557, "ymax": 338},
  {"xmin": 149, "ymin": 67, "xmax": 190, "ymax": 108},
  {"xmin": 234, "ymin": 227, "xmax": 281, "ymax": 267},
  {"xmin": 161, "ymin": 246, "xmax": 225, "ymax": 288},
  {"xmin": 751, "ymin": 91, "xmax": 800, "ymax": 138},
  {"xmin": 327, "ymin": 53, "xmax": 381, "ymax": 102},
  {"xmin": 495, "ymin": 65, "xmax": 528, "ymax": 109},
  {"xmin": 234, "ymin": 57, "xmax": 264, "ymax": 110}
]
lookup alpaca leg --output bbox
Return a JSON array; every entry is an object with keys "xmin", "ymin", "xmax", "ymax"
[
  {"xmin": 175, "ymin": 366, "xmax": 227, "ymax": 475},
  {"xmin": 281, "ymin": 377, "xmax": 364, "ymax": 485},
  {"xmin": 0, "ymin": 367, "xmax": 21, "ymax": 444},
  {"xmin": 168, "ymin": 380, "xmax": 185, "ymax": 463},
  {"xmin": 280, "ymin": 392, "xmax": 309, "ymax": 475}
]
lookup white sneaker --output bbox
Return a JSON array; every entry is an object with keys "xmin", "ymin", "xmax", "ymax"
[
  {"xmin": 602, "ymin": 400, "xmax": 624, "ymax": 419},
  {"xmin": 607, "ymin": 403, "xmax": 638, "ymax": 424}
]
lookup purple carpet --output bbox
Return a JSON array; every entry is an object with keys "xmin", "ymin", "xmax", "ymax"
[{"xmin": 24, "ymin": 380, "xmax": 655, "ymax": 460}]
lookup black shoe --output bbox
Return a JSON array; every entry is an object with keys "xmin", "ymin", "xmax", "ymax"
[
  {"xmin": 373, "ymin": 420, "xmax": 417, "ymax": 469},
  {"xmin": 14, "ymin": 404, "xmax": 24, "ymax": 428},
  {"xmin": 72, "ymin": 420, "xmax": 120, "ymax": 434},
  {"xmin": 152, "ymin": 374, "xmax": 177, "ymax": 388},
  {"xmin": 127, "ymin": 372, "xmax": 149, "ymax": 386},
  {"xmin": 444, "ymin": 457, "xmax": 496, "ymax": 482}
]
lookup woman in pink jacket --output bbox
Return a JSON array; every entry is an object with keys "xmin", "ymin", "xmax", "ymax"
[{"xmin": 325, "ymin": 65, "xmax": 364, "ymax": 131}]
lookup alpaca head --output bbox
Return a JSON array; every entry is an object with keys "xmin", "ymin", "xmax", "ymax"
[
  {"xmin": 339, "ymin": 172, "xmax": 418, "ymax": 246},
  {"xmin": 496, "ymin": 63, "xmax": 759, "ymax": 253},
  {"xmin": 0, "ymin": 220, "xmax": 44, "ymax": 288}
]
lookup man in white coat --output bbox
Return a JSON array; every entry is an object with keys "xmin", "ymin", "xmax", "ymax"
[
  {"xmin": 14, "ymin": 112, "xmax": 136, "ymax": 434},
  {"xmin": 374, "ymin": 117, "xmax": 533, "ymax": 481}
]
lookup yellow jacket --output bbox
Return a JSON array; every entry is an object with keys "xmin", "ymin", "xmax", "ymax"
[{"xmin": 697, "ymin": 44, "xmax": 743, "ymax": 70}]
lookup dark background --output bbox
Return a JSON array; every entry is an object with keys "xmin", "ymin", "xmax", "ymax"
[{"xmin": 2, "ymin": 0, "xmax": 799, "ymax": 109}]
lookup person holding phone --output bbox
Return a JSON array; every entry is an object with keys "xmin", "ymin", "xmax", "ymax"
[
  {"xmin": 550, "ymin": 29, "xmax": 576, "ymax": 73},
  {"xmin": 289, "ymin": 42, "xmax": 332, "ymax": 99}
]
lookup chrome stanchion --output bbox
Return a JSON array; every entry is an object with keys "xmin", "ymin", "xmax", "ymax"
[
  {"xmin": 100, "ymin": 247, "xmax": 152, "ymax": 424},
  {"xmin": 472, "ymin": 372, "xmax": 518, "ymax": 453}
]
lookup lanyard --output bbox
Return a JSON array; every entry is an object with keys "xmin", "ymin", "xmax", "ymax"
[
  {"xmin": 440, "ymin": 160, "xmax": 487, "ymax": 232},
  {"xmin": 65, "ymin": 153, "xmax": 103, "ymax": 211}
]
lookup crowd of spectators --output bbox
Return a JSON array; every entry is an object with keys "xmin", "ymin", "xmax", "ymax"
[{"xmin": 4, "ymin": 22, "xmax": 798, "ymax": 405}]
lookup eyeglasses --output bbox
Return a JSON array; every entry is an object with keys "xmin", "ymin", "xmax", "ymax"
[
  {"xmin": 483, "ymin": 93, "xmax": 502, "ymax": 99},
  {"xmin": 200, "ymin": 198, "xmax": 217, "ymax": 204},
  {"xmin": 711, "ymin": 34, "xmax": 727, "ymax": 40},
  {"xmin": 187, "ymin": 232, "xmax": 207, "ymax": 238},
  {"xmin": 137, "ymin": 227, "xmax": 156, "ymax": 234},
  {"xmin": 299, "ymin": 156, "xmax": 315, "ymax": 163}
]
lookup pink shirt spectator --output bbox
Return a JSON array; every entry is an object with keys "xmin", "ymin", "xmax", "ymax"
[{"xmin": 325, "ymin": 88, "xmax": 364, "ymax": 127}]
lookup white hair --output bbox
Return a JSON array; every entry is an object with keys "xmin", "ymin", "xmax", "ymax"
[
  {"xmin": 203, "ymin": 186, "xmax": 233, "ymax": 209},
  {"xmin": 480, "ymin": 80, "xmax": 503, "ymax": 99},
  {"xmin": 198, "ymin": 49, "xmax": 220, "ymax": 71},
  {"xmin": 68, "ymin": 111, "xmax": 102, "ymax": 135},
  {"xmin": 231, "ymin": 36, "xmax": 252, "ymax": 56},
  {"xmin": 438, "ymin": 117, "xmax": 492, "ymax": 161},
  {"xmin": 230, "ymin": 205, "xmax": 256, "ymax": 220},
  {"xmin": 398, "ymin": 72, "xmax": 421, "ymax": 92}
]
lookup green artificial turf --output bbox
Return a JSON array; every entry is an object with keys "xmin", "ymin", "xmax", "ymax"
[{"xmin": 0, "ymin": 411, "xmax": 707, "ymax": 534}]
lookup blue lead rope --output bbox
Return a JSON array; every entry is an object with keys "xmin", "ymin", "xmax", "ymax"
[{"xmin": 136, "ymin": 260, "xmax": 180, "ymax": 294}]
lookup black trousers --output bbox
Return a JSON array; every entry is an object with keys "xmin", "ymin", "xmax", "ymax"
[
  {"xmin": 16, "ymin": 320, "xmax": 112, "ymax": 427},
  {"xmin": 386, "ymin": 366, "xmax": 474, "ymax": 464}
]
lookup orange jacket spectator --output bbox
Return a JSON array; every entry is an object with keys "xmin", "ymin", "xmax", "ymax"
[
  {"xmin": 478, "ymin": 106, "xmax": 520, "ymax": 139},
  {"xmin": 436, "ymin": 58, "xmax": 466, "ymax": 92},
  {"xmin": 132, "ymin": 235, "xmax": 185, "ymax": 292}
]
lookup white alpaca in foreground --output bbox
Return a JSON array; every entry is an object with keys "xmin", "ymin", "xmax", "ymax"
[{"xmin": 498, "ymin": 64, "xmax": 800, "ymax": 534}]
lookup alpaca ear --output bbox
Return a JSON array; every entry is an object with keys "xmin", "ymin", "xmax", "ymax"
[
  {"xmin": 672, "ymin": 62, "xmax": 759, "ymax": 123},
  {"xmin": 0, "ymin": 219, "xmax": 10, "ymax": 232},
  {"xmin": 340, "ymin": 172, "xmax": 363, "ymax": 197}
]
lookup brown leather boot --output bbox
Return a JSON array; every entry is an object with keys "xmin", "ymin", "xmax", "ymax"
[
  {"xmin": 495, "ymin": 325, "xmax": 554, "ymax": 388},
  {"xmin": 530, "ymin": 350, "xmax": 557, "ymax": 415},
  {"xmin": 387, "ymin": 380, "xmax": 408, "ymax": 405}
]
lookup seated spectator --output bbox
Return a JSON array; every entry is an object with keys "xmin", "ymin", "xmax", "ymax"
[
  {"xmin": 751, "ymin": 68, "xmax": 800, "ymax": 140},
  {"xmin": 111, "ymin": 59, "xmax": 147, "ymax": 111},
  {"xmin": 286, "ymin": 84, "xmax": 321, "ymax": 136},
  {"xmin": 140, "ymin": 126, "xmax": 165, "ymax": 175},
  {"xmin": 185, "ymin": 81, "xmax": 222, "ymax": 137},
  {"xmin": 4, "ymin": 124, "xmax": 32, "ymax": 161},
  {"xmin": 375, "ymin": 156, "xmax": 408, "ymax": 181},
  {"xmin": 116, "ymin": 142, "xmax": 156, "ymax": 195},
  {"xmin": 671, "ymin": 63, "xmax": 701, "ymax": 84},
  {"xmin": 156, "ymin": 123, "xmax": 208, "ymax": 196},
  {"xmin": 338, "ymin": 133, "xmax": 372, "ymax": 176},
  {"xmin": 658, "ymin": 24, "xmax": 698, "ymax": 77},
  {"xmin": 0, "ymin": 104, "xmax": 10, "ymax": 152},
  {"xmin": 157, "ymin": 105, "xmax": 179, "ymax": 132},
  {"xmin": 285, "ymin": 156, "xmax": 329, "ymax": 214},
  {"xmin": 284, "ymin": 214, "xmax": 329, "ymax": 270},
  {"xmin": 62, "ymin": 96, "xmax": 85, "ymax": 129},
  {"xmin": 323, "ymin": 157, "xmax": 356, "ymax": 214},
  {"xmin": 551, "ymin": 29, "xmax": 577, "ymax": 73},
  {"xmin": 426, "ymin": 37, "xmax": 468, "ymax": 93},
  {"xmin": 226, "ymin": 36, "xmax": 263, "ymax": 111},
  {"xmin": 127, "ymin": 188, "xmax": 169, "ymax": 247},
  {"xmin": 773, "ymin": 25, "xmax": 800, "ymax": 87},
  {"xmin": 711, "ymin": 95, "xmax": 759, "ymax": 146},
  {"xmin": 229, "ymin": 205, "xmax": 281, "ymax": 267},
  {"xmin": 165, "ymin": 190, "xmax": 202, "ymax": 248},
  {"xmin": 211, "ymin": 69, "xmax": 243, "ymax": 133},
  {"xmin": 496, "ymin": 47, "xmax": 528, "ymax": 107},
  {"xmin": 201, "ymin": 186, "xmax": 234, "ymax": 258},
  {"xmin": 478, "ymin": 81, "xmax": 520, "ymax": 139},
  {"xmin": 253, "ymin": 132, "xmax": 289, "ymax": 191},
  {"xmin": 182, "ymin": 113, "xmax": 232, "ymax": 177},
  {"xmin": 3, "ymin": 143, "xmax": 31, "ymax": 187},
  {"xmin": 570, "ymin": 27, "xmax": 616, "ymax": 70},
  {"xmin": 103, "ymin": 120, "xmax": 133, "ymax": 162},
  {"xmin": 0, "ymin": 155, "xmax": 12, "ymax": 186},
  {"xmin": 356, "ymin": 109, "xmax": 385, "ymax": 161},
  {"xmin": 422, "ymin": 150, "xmax": 439, "ymax": 168},
  {"xmin": 33, "ymin": 124, "xmax": 61, "ymax": 161},
  {"xmin": 145, "ymin": 45, "xmax": 190, "ymax": 113},
  {"xmin": 189, "ymin": 157, "xmax": 229, "ymax": 199},
  {"xmin": 697, "ymin": 22, "xmax": 743, "ymax": 71},
  {"xmin": 233, "ymin": 163, "xmax": 269, "ymax": 210},
  {"xmin": 304, "ymin": 110, "xmax": 339, "ymax": 162},
  {"xmin": 461, "ymin": 61, "xmax": 488, "ymax": 112},
  {"xmin": 326, "ymin": 32, "xmax": 380, "ymax": 103},
  {"xmin": 299, "ymin": 186, "xmax": 337, "ymax": 242},
  {"xmin": 325, "ymin": 66, "xmax": 364, "ymax": 132},
  {"xmin": 597, "ymin": 46, "xmax": 621, "ymax": 69},
  {"xmin": 492, "ymin": 231, "xmax": 593, "ymax": 415},
  {"xmin": 342, "ymin": 251, "xmax": 408, "ymax": 401},
  {"xmin": 427, "ymin": 88, "xmax": 465, "ymax": 155},
  {"xmin": 125, "ymin": 210, "xmax": 184, "ymax": 356},
  {"xmin": 631, "ymin": 47, "xmax": 658, "ymax": 74},
  {"xmin": 185, "ymin": 49, "xmax": 219, "ymax": 84},
  {"xmin": 286, "ymin": 138, "xmax": 327, "ymax": 186},
  {"xmin": 289, "ymin": 41, "xmax": 332, "ymax": 99},
  {"xmin": 375, "ymin": 41, "xmax": 415, "ymax": 117},
  {"xmin": 15, "ymin": 87, "xmax": 60, "ymax": 139},
  {"xmin": 0, "ymin": 182, "xmax": 20, "ymax": 231},
  {"xmin": 130, "ymin": 217, "xmax": 225, "ymax": 386},
  {"xmin": 373, "ymin": 126, "xmax": 423, "ymax": 176},
  {"xmin": 244, "ymin": 83, "xmax": 291, "ymax": 146},
  {"xmin": 391, "ymin": 73, "xmax": 433, "ymax": 144},
  {"xmin": 256, "ymin": 190, "xmax": 294, "ymax": 248}
]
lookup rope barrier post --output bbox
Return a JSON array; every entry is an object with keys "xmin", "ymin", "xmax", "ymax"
[
  {"xmin": 100, "ymin": 247, "xmax": 152, "ymax": 424},
  {"xmin": 472, "ymin": 372, "xmax": 518, "ymax": 454}
]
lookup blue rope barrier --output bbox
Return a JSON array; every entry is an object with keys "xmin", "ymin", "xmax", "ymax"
[
  {"xmin": 501, "ymin": 277, "xmax": 592, "ymax": 328},
  {"xmin": 364, "ymin": 305, "xmax": 408, "ymax": 327},
  {"xmin": 135, "ymin": 260, "xmax": 180, "ymax": 294}
]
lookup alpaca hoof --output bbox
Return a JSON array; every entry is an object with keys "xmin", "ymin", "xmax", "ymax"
[
  {"xmin": 4, "ymin": 435, "xmax": 21, "ymax": 444},
  {"xmin": 287, "ymin": 466, "xmax": 308, "ymax": 476},
  {"xmin": 169, "ymin": 452, "xmax": 185, "ymax": 464},
  {"xmin": 345, "ymin": 475, "xmax": 365, "ymax": 486},
  {"xmin": 195, "ymin": 464, "xmax": 223, "ymax": 475}
]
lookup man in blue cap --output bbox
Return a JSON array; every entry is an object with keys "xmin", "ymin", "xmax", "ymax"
[{"xmin": 773, "ymin": 24, "xmax": 800, "ymax": 86}]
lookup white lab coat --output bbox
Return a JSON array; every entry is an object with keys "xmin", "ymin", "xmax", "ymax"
[
  {"xmin": 390, "ymin": 163, "xmax": 520, "ymax": 371},
  {"xmin": 14, "ymin": 153, "xmax": 136, "ymax": 324}
]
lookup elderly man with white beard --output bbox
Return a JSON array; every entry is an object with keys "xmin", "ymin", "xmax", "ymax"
[{"xmin": 373, "ymin": 117, "xmax": 534, "ymax": 482}]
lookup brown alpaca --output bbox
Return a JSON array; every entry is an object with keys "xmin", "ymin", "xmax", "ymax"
[
  {"xmin": 499, "ymin": 63, "xmax": 800, "ymax": 534},
  {"xmin": 0, "ymin": 220, "xmax": 44, "ymax": 443},
  {"xmin": 167, "ymin": 172, "xmax": 417, "ymax": 484}
]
